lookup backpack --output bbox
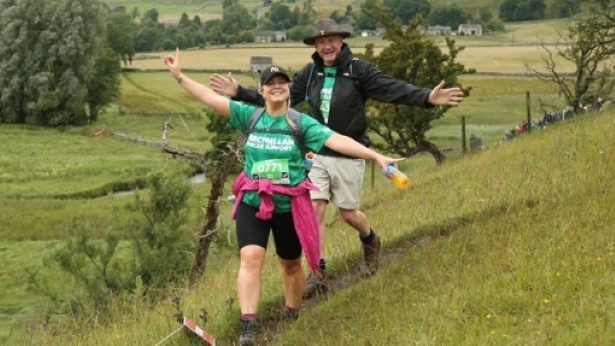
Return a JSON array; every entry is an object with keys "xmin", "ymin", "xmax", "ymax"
[{"xmin": 246, "ymin": 107, "xmax": 305, "ymax": 153}]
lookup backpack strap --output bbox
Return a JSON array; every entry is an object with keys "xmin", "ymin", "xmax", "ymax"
[
  {"xmin": 247, "ymin": 107, "xmax": 305, "ymax": 153},
  {"xmin": 304, "ymin": 63, "xmax": 316, "ymax": 102}
]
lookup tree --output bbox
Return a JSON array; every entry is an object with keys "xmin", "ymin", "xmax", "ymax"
[
  {"xmin": 383, "ymin": 0, "xmax": 431, "ymax": 24},
  {"xmin": 141, "ymin": 8, "xmax": 159, "ymax": 23},
  {"xmin": 487, "ymin": 18, "xmax": 506, "ymax": 32},
  {"xmin": 222, "ymin": 4, "xmax": 256, "ymax": 37},
  {"xmin": 105, "ymin": 8, "xmax": 137, "ymax": 65},
  {"xmin": 359, "ymin": 9, "xmax": 469, "ymax": 164},
  {"xmin": 355, "ymin": 0, "xmax": 380, "ymax": 30},
  {"xmin": 134, "ymin": 20, "xmax": 166, "ymax": 51},
  {"xmin": 288, "ymin": 24, "xmax": 313, "ymax": 41},
  {"xmin": 203, "ymin": 19, "xmax": 224, "ymax": 44},
  {"xmin": 549, "ymin": 0, "xmax": 582, "ymax": 18},
  {"xmin": 479, "ymin": 7, "xmax": 494, "ymax": 24},
  {"xmin": 269, "ymin": 2, "xmax": 298, "ymax": 29},
  {"xmin": 87, "ymin": 46, "xmax": 121, "ymax": 123},
  {"xmin": 193, "ymin": 14, "xmax": 202, "ymax": 27},
  {"xmin": 179, "ymin": 12, "xmax": 191, "ymax": 28},
  {"xmin": 32, "ymin": 170, "xmax": 195, "ymax": 320},
  {"xmin": 428, "ymin": 4, "xmax": 470, "ymax": 30},
  {"xmin": 329, "ymin": 10, "xmax": 343, "ymax": 23},
  {"xmin": 526, "ymin": 0, "xmax": 615, "ymax": 105},
  {"xmin": 0, "ymin": 0, "xmax": 119, "ymax": 126},
  {"xmin": 345, "ymin": 4, "xmax": 353, "ymax": 17},
  {"xmin": 222, "ymin": 0, "xmax": 238, "ymax": 9},
  {"xmin": 499, "ymin": 0, "xmax": 519, "ymax": 21},
  {"xmin": 499, "ymin": 0, "xmax": 546, "ymax": 21}
]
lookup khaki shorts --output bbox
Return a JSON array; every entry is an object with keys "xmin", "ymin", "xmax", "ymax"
[{"xmin": 308, "ymin": 155, "xmax": 365, "ymax": 210}]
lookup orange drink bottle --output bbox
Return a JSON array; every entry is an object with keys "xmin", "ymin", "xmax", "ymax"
[{"xmin": 382, "ymin": 164, "xmax": 410, "ymax": 189}]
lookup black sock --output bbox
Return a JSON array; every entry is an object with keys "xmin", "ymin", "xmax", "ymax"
[
  {"xmin": 319, "ymin": 258, "xmax": 326, "ymax": 272},
  {"xmin": 360, "ymin": 229, "xmax": 376, "ymax": 244}
]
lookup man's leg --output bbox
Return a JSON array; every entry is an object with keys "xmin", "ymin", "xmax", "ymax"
[
  {"xmin": 329, "ymin": 158, "xmax": 381, "ymax": 277},
  {"xmin": 304, "ymin": 156, "xmax": 331, "ymax": 298},
  {"xmin": 339, "ymin": 208, "xmax": 381, "ymax": 277}
]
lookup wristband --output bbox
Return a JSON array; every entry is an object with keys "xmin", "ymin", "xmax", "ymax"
[{"xmin": 177, "ymin": 73, "xmax": 184, "ymax": 84}]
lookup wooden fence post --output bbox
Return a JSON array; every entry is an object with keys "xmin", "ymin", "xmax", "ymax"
[
  {"xmin": 371, "ymin": 160, "xmax": 375, "ymax": 189},
  {"xmin": 526, "ymin": 91, "xmax": 532, "ymax": 133},
  {"xmin": 461, "ymin": 116, "xmax": 467, "ymax": 154}
]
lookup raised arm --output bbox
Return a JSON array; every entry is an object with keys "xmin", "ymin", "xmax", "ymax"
[
  {"xmin": 164, "ymin": 48, "xmax": 230, "ymax": 117},
  {"xmin": 323, "ymin": 133, "xmax": 405, "ymax": 171},
  {"xmin": 356, "ymin": 60, "xmax": 464, "ymax": 107}
]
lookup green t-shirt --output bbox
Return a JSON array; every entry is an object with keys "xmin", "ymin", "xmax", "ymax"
[
  {"xmin": 229, "ymin": 101, "xmax": 334, "ymax": 212},
  {"xmin": 320, "ymin": 66, "xmax": 337, "ymax": 124}
]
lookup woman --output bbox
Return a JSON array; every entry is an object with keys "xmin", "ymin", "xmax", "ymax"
[{"xmin": 164, "ymin": 49, "xmax": 404, "ymax": 346}]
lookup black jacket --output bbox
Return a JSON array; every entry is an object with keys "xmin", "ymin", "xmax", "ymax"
[{"xmin": 234, "ymin": 43, "xmax": 433, "ymax": 157}]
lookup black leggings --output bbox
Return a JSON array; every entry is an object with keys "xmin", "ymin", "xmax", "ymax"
[{"xmin": 235, "ymin": 202, "xmax": 302, "ymax": 260}]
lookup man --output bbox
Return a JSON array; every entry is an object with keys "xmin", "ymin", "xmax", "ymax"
[{"xmin": 210, "ymin": 19, "xmax": 464, "ymax": 298}]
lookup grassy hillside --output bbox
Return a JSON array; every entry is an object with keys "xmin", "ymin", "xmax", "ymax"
[
  {"xmin": 3, "ymin": 63, "xmax": 614, "ymax": 344},
  {"xmin": 6, "ymin": 105, "xmax": 613, "ymax": 345}
]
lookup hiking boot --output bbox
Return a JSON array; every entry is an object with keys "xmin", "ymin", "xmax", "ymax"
[
  {"xmin": 359, "ymin": 233, "xmax": 381, "ymax": 277},
  {"xmin": 239, "ymin": 319, "xmax": 256, "ymax": 346},
  {"xmin": 302, "ymin": 270, "xmax": 328, "ymax": 299}
]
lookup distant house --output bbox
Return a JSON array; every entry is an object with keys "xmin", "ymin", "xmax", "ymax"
[
  {"xmin": 254, "ymin": 31, "xmax": 287, "ymax": 43},
  {"xmin": 373, "ymin": 28, "xmax": 385, "ymax": 36},
  {"xmin": 427, "ymin": 25, "xmax": 452, "ymax": 36},
  {"xmin": 458, "ymin": 24, "xmax": 483, "ymax": 36},
  {"xmin": 250, "ymin": 56, "xmax": 273, "ymax": 73}
]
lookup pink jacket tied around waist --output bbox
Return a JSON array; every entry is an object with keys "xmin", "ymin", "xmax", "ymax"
[{"xmin": 231, "ymin": 172, "xmax": 321, "ymax": 273}]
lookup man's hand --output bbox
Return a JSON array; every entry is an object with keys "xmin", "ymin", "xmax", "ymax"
[
  {"xmin": 428, "ymin": 80, "xmax": 465, "ymax": 106},
  {"xmin": 210, "ymin": 72, "xmax": 238, "ymax": 98}
]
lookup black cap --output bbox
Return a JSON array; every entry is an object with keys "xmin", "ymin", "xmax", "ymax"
[{"xmin": 259, "ymin": 65, "xmax": 291, "ymax": 86}]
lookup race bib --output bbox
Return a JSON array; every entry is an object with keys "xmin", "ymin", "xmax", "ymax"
[{"xmin": 251, "ymin": 159, "xmax": 290, "ymax": 184}]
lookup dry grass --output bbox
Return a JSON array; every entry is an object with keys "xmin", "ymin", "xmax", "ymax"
[{"xmin": 132, "ymin": 45, "xmax": 576, "ymax": 74}]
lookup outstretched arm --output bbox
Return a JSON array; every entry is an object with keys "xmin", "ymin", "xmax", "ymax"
[
  {"xmin": 357, "ymin": 60, "xmax": 464, "ymax": 107},
  {"xmin": 164, "ymin": 48, "xmax": 230, "ymax": 117},
  {"xmin": 324, "ymin": 133, "xmax": 405, "ymax": 171}
]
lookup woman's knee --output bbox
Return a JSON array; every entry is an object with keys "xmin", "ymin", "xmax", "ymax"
[
  {"xmin": 240, "ymin": 245, "xmax": 266, "ymax": 271},
  {"xmin": 279, "ymin": 258, "xmax": 303, "ymax": 276}
]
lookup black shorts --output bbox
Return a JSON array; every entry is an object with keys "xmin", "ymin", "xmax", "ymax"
[{"xmin": 235, "ymin": 202, "xmax": 302, "ymax": 260}]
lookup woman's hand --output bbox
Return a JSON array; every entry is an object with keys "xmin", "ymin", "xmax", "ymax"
[
  {"xmin": 163, "ymin": 48, "xmax": 182, "ymax": 81},
  {"xmin": 375, "ymin": 155, "xmax": 406, "ymax": 172}
]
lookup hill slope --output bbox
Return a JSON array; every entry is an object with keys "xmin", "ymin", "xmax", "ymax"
[{"xmin": 16, "ymin": 106, "xmax": 614, "ymax": 345}]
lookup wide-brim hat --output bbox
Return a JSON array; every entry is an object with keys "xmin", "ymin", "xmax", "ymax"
[{"xmin": 303, "ymin": 19, "xmax": 351, "ymax": 45}]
